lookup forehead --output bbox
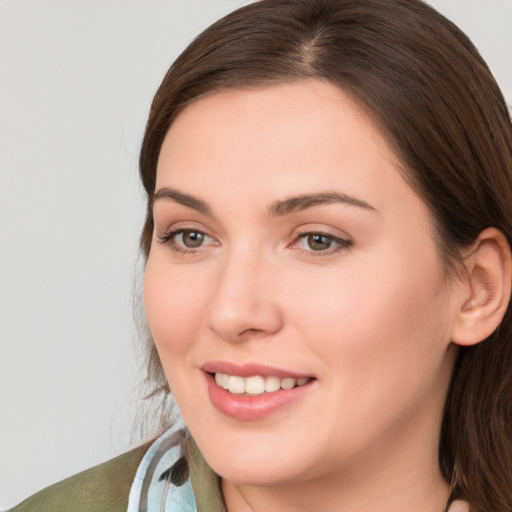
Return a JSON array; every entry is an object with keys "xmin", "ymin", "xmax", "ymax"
[{"xmin": 155, "ymin": 80, "xmax": 423, "ymax": 220}]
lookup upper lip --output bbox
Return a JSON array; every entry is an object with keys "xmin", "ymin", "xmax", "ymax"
[{"xmin": 202, "ymin": 361, "xmax": 314, "ymax": 379}]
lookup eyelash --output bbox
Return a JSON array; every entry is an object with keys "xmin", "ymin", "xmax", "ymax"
[
  {"xmin": 157, "ymin": 228, "xmax": 352, "ymax": 256},
  {"xmin": 157, "ymin": 228, "xmax": 214, "ymax": 254}
]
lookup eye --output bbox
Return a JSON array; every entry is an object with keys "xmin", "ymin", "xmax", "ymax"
[
  {"xmin": 158, "ymin": 228, "xmax": 215, "ymax": 252},
  {"xmin": 177, "ymin": 230, "xmax": 207, "ymax": 248},
  {"xmin": 303, "ymin": 233, "xmax": 334, "ymax": 251},
  {"xmin": 293, "ymin": 232, "xmax": 352, "ymax": 254}
]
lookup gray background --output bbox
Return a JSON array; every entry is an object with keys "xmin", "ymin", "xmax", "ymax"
[{"xmin": 1, "ymin": 0, "xmax": 511, "ymax": 508}]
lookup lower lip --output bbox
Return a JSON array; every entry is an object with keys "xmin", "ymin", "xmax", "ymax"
[{"xmin": 204, "ymin": 373, "xmax": 314, "ymax": 421}]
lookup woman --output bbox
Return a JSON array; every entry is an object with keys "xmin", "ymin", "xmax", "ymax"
[{"xmin": 8, "ymin": 0, "xmax": 512, "ymax": 511}]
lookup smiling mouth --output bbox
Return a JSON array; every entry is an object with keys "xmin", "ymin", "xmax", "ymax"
[{"xmin": 213, "ymin": 372, "xmax": 313, "ymax": 395}]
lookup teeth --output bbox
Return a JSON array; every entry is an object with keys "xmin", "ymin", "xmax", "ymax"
[
  {"xmin": 214, "ymin": 373, "xmax": 311, "ymax": 395},
  {"xmin": 280, "ymin": 377, "xmax": 296, "ymax": 390},
  {"xmin": 228, "ymin": 375, "xmax": 245, "ymax": 394},
  {"xmin": 265, "ymin": 376, "xmax": 281, "ymax": 393},
  {"xmin": 245, "ymin": 376, "xmax": 265, "ymax": 394}
]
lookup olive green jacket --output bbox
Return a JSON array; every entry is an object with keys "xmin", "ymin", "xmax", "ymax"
[{"xmin": 6, "ymin": 439, "xmax": 226, "ymax": 512}]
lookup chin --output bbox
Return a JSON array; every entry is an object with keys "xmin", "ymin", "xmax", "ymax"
[
  {"xmin": 193, "ymin": 426, "xmax": 319, "ymax": 487},
  {"xmin": 215, "ymin": 457, "xmax": 308, "ymax": 487}
]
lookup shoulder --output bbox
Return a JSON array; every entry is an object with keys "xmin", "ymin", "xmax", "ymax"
[{"xmin": 6, "ymin": 442, "xmax": 151, "ymax": 512}]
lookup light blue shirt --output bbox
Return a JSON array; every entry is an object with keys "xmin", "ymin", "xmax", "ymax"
[{"xmin": 127, "ymin": 424, "xmax": 197, "ymax": 512}]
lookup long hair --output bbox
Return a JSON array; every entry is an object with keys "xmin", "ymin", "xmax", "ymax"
[{"xmin": 138, "ymin": 1, "xmax": 512, "ymax": 509}]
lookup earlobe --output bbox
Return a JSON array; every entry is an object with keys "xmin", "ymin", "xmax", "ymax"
[{"xmin": 451, "ymin": 227, "xmax": 512, "ymax": 347}]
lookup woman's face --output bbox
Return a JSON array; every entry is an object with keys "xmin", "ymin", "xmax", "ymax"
[{"xmin": 144, "ymin": 81, "xmax": 461, "ymax": 487}]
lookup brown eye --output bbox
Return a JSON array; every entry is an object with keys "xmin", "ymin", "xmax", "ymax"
[
  {"xmin": 306, "ymin": 234, "xmax": 333, "ymax": 251},
  {"xmin": 181, "ymin": 231, "xmax": 205, "ymax": 248},
  {"xmin": 158, "ymin": 229, "xmax": 215, "ymax": 252},
  {"xmin": 293, "ymin": 232, "xmax": 352, "ymax": 255}
]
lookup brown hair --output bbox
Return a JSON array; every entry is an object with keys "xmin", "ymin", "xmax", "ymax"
[{"xmin": 138, "ymin": 1, "xmax": 512, "ymax": 510}]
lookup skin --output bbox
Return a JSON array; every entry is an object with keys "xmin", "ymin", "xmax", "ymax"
[{"xmin": 144, "ymin": 80, "xmax": 468, "ymax": 512}]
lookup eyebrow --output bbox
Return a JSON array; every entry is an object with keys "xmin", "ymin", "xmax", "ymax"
[
  {"xmin": 152, "ymin": 187, "xmax": 377, "ymax": 217},
  {"xmin": 153, "ymin": 187, "xmax": 211, "ymax": 215},
  {"xmin": 268, "ymin": 192, "xmax": 377, "ymax": 216}
]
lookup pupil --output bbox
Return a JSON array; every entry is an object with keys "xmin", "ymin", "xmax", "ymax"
[
  {"xmin": 308, "ymin": 234, "xmax": 331, "ymax": 251},
  {"xmin": 183, "ymin": 231, "xmax": 204, "ymax": 248}
]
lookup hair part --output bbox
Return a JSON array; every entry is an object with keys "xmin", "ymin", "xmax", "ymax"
[{"xmin": 138, "ymin": 1, "xmax": 512, "ymax": 509}]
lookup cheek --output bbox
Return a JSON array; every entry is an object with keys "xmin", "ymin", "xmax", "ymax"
[
  {"xmin": 287, "ymin": 246, "xmax": 450, "ymax": 376},
  {"xmin": 143, "ymin": 256, "xmax": 208, "ymax": 358},
  {"xmin": 282, "ymin": 249, "xmax": 453, "ymax": 450}
]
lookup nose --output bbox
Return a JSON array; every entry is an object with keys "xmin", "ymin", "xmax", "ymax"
[{"xmin": 206, "ymin": 249, "xmax": 284, "ymax": 343}]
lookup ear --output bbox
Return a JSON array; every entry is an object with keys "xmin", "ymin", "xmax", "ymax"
[{"xmin": 451, "ymin": 227, "xmax": 512, "ymax": 347}]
